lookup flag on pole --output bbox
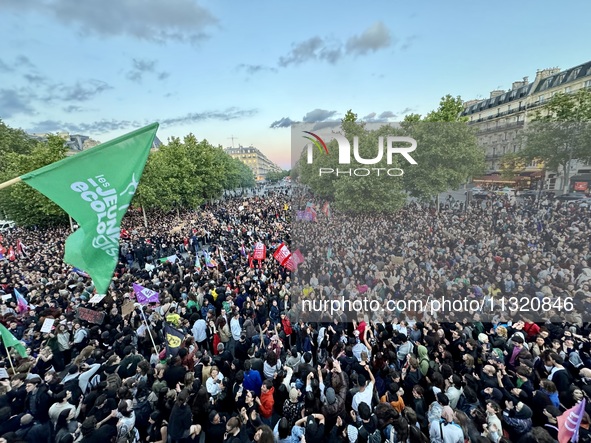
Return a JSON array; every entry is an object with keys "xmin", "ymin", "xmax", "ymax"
[
  {"xmin": 240, "ymin": 244, "xmax": 246, "ymax": 257},
  {"xmin": 0, "ymin": 323, "xmax": 27, "ymax": 358},
  {"xmin": 132, "ymin": 283, "xmax": 160, "ymax": 304},
  {"xmin": 0, "ymin": 244, "xmax": 5, "ymax": 255},
  {"xmin": 322, "ymin": 201, "xmax": 331, "ymax": 219},
  {"xmin": 158, "ymin": 255, "xmax": 178, "ymax": 264},
  {"xmin": 16, "ymin": 239, "xmax": 26, "ymax": 256},
  {"xmin": 20, "ymin": 123, "xmax": 158, "ymax": 295},
  {"xmin": 203, "ymin": 251, "xmax": 217, "ymax": 268},
  {"xmin": 252, "ymin": 242, "xmax": 266, "ymax": 260},
  {"xmin": 164, "ymin": 322, "xmax": 184, "ymax": 357},
  {"xmin": 273, "ymin": 243, "xmax": 292, "ymax": 267},
  {"xmin": 558, "ymin": 399, "xmax": 586, "ymax": 443},
  {"xmin": 195, "ymin": 254, "xmax": 202, "ymax": 272},
  {"xmin": 14, "ymin": 288, "xmax": 28, "ymax": 313},
  {"xmin": 292, "ymin": 249, "xmax": 305, "ymax": 266},
  {"xmin": 7, "ymin": 246, "xmax": 15, "ymax": 261}
]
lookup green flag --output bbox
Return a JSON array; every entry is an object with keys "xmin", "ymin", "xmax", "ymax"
[
  {"xmin": 0, "ymin": 323, "xmax": 27, "ymax": 358},
  {"xmin": 21, "ymin": 123, "xmax": 159, "ymax": 294}
]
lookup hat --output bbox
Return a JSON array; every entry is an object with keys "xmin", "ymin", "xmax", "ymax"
[
  {"xmin": 26, "ymin": 374, "xmax": 42, "ymax": 385},
  {"xmin": 511, "ymin": 335, "xmax": 524, "ymax": 344},
  {"xmin": 515, "ymin": 403, "xmax": 533, "ymax": 419},
  {"xmin": 346, "ymin": 425, "xmax": 359, "ymax": 443},
  {"xmin": 289, "ymin": 388, "xmax": 299, "ymax": 402},
  {"xmin": 325, "ymin": 387, "xmax": 336, "ymax": 405}
]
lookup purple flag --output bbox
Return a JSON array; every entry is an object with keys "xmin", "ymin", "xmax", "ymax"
[{"xmin": 133, "ymin": 283, "xmax": 160, "ymax": 305}]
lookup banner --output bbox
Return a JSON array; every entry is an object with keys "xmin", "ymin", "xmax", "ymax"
[
  {"xmin": 253, "ymin": 242, "xmax": 267, "ymax": 260},
  {"xmin": 273, "ymin": 243, "xmax": 291, "ymax": 266},
  {"xmin": 133, "ymin": 283, "xmax": 160, "ymax": 304},
  {"xmin": 164, "ymin": 322, "xmax": 184, "ymax": 357},
  {"xmin": 77, "ymin": 307, "xmax": 106, "ymax": 325},
  {"xmin": 296, "ymin": 210, "xmax": 314, "ymax": 222},
  {"xmin": 21, "ymin": 123, "xmax": 158, "ymax": 295},
  {"xmin": 158, "ymin": 254, "xmax": 178, "ymax": 264}
]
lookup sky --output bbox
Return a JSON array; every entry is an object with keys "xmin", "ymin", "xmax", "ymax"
[{"xmin": 1, "ymin": 0, "xmax": 590, "ymax": 170}]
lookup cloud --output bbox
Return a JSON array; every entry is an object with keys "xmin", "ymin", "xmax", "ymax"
[
  {"xmin": 270, "ymin": 117, "xmax": 295, "ymax": 129},
  {"xmin": 0, "ymin": 59, "xmax": 14, "ymax": 72},
  {"xmin": 28, "ymin": 118, "xmax": 140, "ymax": 134},
  {"xmin": 399, "ymin": 107, "xmax": 414, "ymax": 114},
  {"xmin": 57, "ymin": 80, "xmax": 112, "ymax": 102},
  {"xmin": 126, "ymin": 59, "xmax": 169, "ymax": 83},
  {"xmin": 278, "ymin": 36, "xmax": 325, "ymax": 67},
  {"xmin": 236, "ymin": 64, "xmax": 278, "ymax": 75},
  {"xmin": 157, "ymin": 71, "xmax": 170, "ymax": 80},
  {"xmin": 379, "ymin": 111, "xmax": 396, "ymax": 119},
  {"xmin": 311, "ymin": 121, "xmax": 340, "ymax": 131},
  {"xmin": 63, "ymin": 105, "xmax": 83, "ymax": 113},
  {"xmin": 400, "ymin": 35, "xmax": 418, "ymax": 51},
  {"xmin": 346, "ymin": 21, "xmax": 392, "ymax": 55},
  {"xmin": 363, "ymin": 110, "xmax": 398, "ymax": 123},
  {"xmin": 0, "ymin": 89, "xmax": 35, "ymax": 118},
  {"xmin": 302, "ymin": 109, "xmax": 337, "ymax": 123},
  {"xmin": 23, "ymin": 73, "xmax": 49, "ymax": 84},
  {"xmin": 160, "ymin": 107, "xmax": 258, "ymax": 127},
  {"xmin": 1, "ymin": 0, "xmax": 217, "ymax": 45}
]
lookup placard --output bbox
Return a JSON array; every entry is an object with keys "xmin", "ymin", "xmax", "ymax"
[
  {"xmin": 40, "ymin": 318, "xmax": 55, "ymax": 334},
  {"xmin": 0, "ymin": 368, "xmax": 8, "ymax": 379},
  {"xmin": 1, "ymin": 294, "xmax": 12, "ymax": 301},
  {"xmin": 77, "ymin": 307, "xmax": 105, "ymax": 325},
  {"xmin": 121, "ymin": 301, "xmax": 135, "ymax": 318},
  {"xmin": 88, "ymin": 294, "xmax": 107, "ymax": 304}
]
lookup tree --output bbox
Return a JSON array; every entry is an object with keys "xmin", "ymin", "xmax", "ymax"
[
  {"xmin": 0, "ymin": 135, "xmax": 69, "ymax": 226},
  {"xmin": 297, "ymin": 112, "xmax": 406, "ymax": 213},
  {"xmin": 265, "ymin": 170, "xmax": 290, "ymax": 183},
  {"xmin": 401, "ymin": 95, "xmax": 485, "ymax": 200},
  {"xmin": 499, "ymin": 153, "xmax": 526, "ymax": 180},
  {"xmin": 517, "ymin": 89, "xmax": 591, "ymax": 193},
  {"xmin": 0, "ymin": 119, "xmax": 39, "ymax": 172}
]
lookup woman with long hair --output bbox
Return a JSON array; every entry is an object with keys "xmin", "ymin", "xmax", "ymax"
[
  {"xmin": 146, "ymin": 411, "xmax": 168, "ymax": 443},
  {"xmin": 167, "ymin": 389, "xmax": 201, "ymax": 443}
]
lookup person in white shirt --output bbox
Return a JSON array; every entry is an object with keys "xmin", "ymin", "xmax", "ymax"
[
  {"xmin": 206, "ymin": 366, "xmax": 224, "ymax": 397},
  {"xmin": 192, "ymin": 318, "xmax": 207, "ymax": 345},
  {"xmin": 230, "ymin": 310, "xmax": 242, "ymax": 341},
  {"xmin": 351, "ymin": 362, "xmax": 375, "ymax": 413}
]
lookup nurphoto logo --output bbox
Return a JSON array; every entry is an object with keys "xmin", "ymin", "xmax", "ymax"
[{"xmin": 303, "ymin": 132, "xmax": 418, "ymax": 177}]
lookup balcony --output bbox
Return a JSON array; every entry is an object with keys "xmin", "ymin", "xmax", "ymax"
[{"xmin": 476, "ymin": 121, "xmax": 525, "ymax": 135}]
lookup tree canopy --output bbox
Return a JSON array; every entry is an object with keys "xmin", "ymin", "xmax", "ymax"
[
  {"xmin": 0, "ymin": 122, "xmax": 255, "ymax": 226},
  {"xmin": 514, "ymin": 88, "xmax": 591, "ymax": 192}
]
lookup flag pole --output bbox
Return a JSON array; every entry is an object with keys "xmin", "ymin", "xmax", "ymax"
[
  {"xmin": 3, "ymin": 342, "xmax": 16, "ymax": 375},
  {"xmin": 0, "ymin": 176, "xmax": 22, "ymax": 191},
  {"xmin": 140, "ymin": 309, "xmax": 160, "ymax": 353}
]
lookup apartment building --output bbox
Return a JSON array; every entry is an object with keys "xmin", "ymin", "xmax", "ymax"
[
  {"xmin": 462, "ymin": 60, "xmax": 591, "ymax": 191},
  {"xmin": 225, "ymin": 145, "xmax": 283, "ymax": 181}
]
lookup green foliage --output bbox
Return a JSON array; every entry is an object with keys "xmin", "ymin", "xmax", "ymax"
[
  {"xmin": 136, "ymin": 135, "xmax": 255, "ymax": 211},
  {"xmin": 265, "ymin": 170, "xmax": 290, "ymax": 183},
  {"xmin": 0, "ymin": 135, "xmax": 69, "ymax": 226},
  {"xmin": 400, "ymin": 95, "xmax": 484, "ymax": 199},
  {"xmin": 0, "ymin": 119, "xmax": 39, "ymax": 173},
  {"xmin": 517, "ymin": 89, "xmax": 591, "ymax": 192},
  {"xmin": 424, "ymin": 95, "xmax": 469, "ymax": 122},
  {"xmin": 499, "ymin": 153, "xmax": 526, "ymax": 179},
  {"xmin": 297, "ymin": 114, "xmax": 406, "ymax": 213}
]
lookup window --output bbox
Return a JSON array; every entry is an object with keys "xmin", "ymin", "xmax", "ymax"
[
  {"xmin": 565, "ymin": 86, "xmax": 571, "ymax": 93},
  {"xmin": 539, "ymin": 95, "xmax": 545, "ymax": 104},
  {"xmin": 585, "ymin": 80, "xmax": 591, "ymax": 88}
]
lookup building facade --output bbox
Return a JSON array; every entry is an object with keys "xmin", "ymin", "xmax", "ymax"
[
  {"xmin": 225, "ymin": 145, "xmax": 283, "ymax": 181},
  {"xmin": 462, "ymin": 60, "xmax": 591, "ymax": 191}
]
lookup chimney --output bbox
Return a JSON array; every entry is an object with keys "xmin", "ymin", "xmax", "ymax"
[
  {"xmin": 535, "ymin": 67, "xmax": 561, "ymax": 81},
  {"xmin": 490, "ymin": 90, "xmax": 505, "ymax": 99}
]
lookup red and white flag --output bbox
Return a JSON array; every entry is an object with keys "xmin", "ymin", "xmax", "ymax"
[
  {"xmin": 16, "ymin": 239, "xmax": 26, "ymax": 256},
  {"xmin": 7, "ymin": 246, "xmax": 15, "ymax": 261},
  {"xmin": 273, "ymin": 243, "xmax": 291, "ymax": 267},
  {"xmin": 253, "ymin": 242, "xmax": 267, "ymax": 260}
]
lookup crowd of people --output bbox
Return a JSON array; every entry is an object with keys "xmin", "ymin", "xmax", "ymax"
[{"xmin": 0, "ymin": 185, "xmax": 590, "ymax": 443}]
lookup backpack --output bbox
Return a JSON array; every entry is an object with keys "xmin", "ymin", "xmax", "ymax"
[
  {"xmin": 106, "ymin": 371, "xmax": 122, "ymax": 392},
  {"xmin": 359, "ymin": 415, "xmax": 382, "ymax": 443},
  {"xmin": 133, "ymin": 396, "xmax": 153, "ymax": 430}
]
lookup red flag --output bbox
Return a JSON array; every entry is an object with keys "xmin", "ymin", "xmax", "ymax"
[
  {"xmin": 248, "ymin": 253, "xmax": 254, "ymax": 269},
  {"xmin": 284, "ymin": 256, "xmax": 297, "ymax": 271},
  {"xmin": 0, "ymin": 244, "xmax": 6, "ymax": 255},
  {"xmin": 558, "ymin": 399, "xmax": 586, "ymax": 443},
  {"xmin": 273, "ymin": 243, "xmax": 291, "ymax": 266},
  {"xmin": 16, "ymin": 239, "xmax": 26, "ymax": 256},
  {"xmin": 7, "ymin": 246, "xmax": 15, "ymax": 261},
  {"xmin": 292, "ymin": 249, "xmax": 305, "ymax": 266},
  {"xmin": 253, "ymin": 242, "xmax": 267, "ymax": 260}
]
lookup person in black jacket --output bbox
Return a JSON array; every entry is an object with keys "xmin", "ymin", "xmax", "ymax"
[
  {"xmin": 168, "ymin": 388, "xmax": 201, "ymax": 443},
  {"xmin": 24, "ymin": 375, "xmax": 52, "ymax": 424}
]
